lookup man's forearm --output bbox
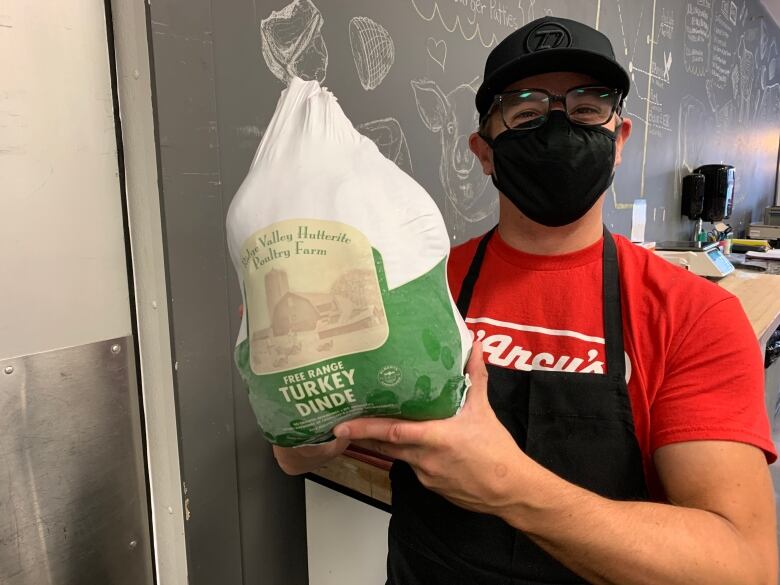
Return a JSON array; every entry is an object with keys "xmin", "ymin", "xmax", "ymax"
[{"xmin": 499, "ymin": 466, "xmax": 773, "ymax": 585}]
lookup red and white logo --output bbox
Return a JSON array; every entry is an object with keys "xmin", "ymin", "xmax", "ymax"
[{"xmin": 467, "ymin": 316, "xmax": 632, "ymax": 382}]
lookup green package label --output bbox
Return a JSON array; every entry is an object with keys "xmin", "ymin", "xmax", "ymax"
[{"xmin": 235, "ymin": 218, "xmax": 467, "ymax": 447}]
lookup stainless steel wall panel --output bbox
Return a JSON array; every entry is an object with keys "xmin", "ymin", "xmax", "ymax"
[{"xmin": 0, "ymin": 338, "xmax": 152, "ymax": 585}]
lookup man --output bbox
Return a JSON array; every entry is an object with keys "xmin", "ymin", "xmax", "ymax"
[{"xmin": 273, "ymin": 16, "xmax": 778, "ymax": 584}]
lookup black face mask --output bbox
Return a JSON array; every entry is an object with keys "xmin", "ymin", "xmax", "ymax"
[{"xmin": 484, "ymin": 111, "xmax": 618, "ymax": 227}]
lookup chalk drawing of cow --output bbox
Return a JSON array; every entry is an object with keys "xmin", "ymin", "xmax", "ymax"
[{"xmin": 411, "ymin": 78, "xmax": 495, "ymax": 225}]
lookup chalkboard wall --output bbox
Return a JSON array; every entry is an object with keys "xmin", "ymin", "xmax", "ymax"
[
  {"xmin": 215, "ymin": 0, "xmax": 779, "ymax": 243},
  {"xmin": 147, "ymin": 2, "xmax": 779, "ymax": 583}
]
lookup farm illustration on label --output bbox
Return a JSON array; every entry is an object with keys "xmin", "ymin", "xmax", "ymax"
[{"xmin": 241, "ymin": 219, "xmax": 388, "ymax": 375}]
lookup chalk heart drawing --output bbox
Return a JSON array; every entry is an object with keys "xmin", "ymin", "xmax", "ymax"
[
  {"xmin": 411, "ymin": 78, "xmax": 494, "ymax": 223},
  {"xmin": 356, "ymin": 117, "xmax": 414, "ymax": 176},
  {"xmin": 260, "ymin": 0, "xmax": 328, "ymax": 84},
  {"xmin": 349, "ymin": 16, "xmax": 395, "ymax": 91},
  {"xmin": 426, "ymin": 37, "xmax": 447, "ymax": 70}
]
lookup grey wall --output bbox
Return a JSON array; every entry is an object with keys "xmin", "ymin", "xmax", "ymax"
[{"xmin": 147, "ymin": 1, "xmax": 780, "ymax": 584}]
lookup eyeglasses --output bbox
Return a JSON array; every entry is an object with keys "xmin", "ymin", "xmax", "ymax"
[{"xmin": 491, "ymin": 86, "xmax": 622, "ymax": 130}]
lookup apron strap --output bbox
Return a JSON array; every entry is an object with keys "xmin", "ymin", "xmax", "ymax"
[
  {"xmin": 601, "ymin": 226, "xmax": 626, "ymax": 382},
  {"xmin": 455, "ymin": 226, "xmax": 497, "ymax": 318}
]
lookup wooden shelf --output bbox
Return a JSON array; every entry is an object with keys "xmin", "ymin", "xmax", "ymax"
[{"xmin": 312, "ymin": 452, "xmax": 392, "ymax": 507}]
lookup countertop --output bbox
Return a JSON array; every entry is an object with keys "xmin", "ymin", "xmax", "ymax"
[
  {"xmin": 718, "ymin": 268, "xmax": 780, "ymax": 348},
  {"xmin": 310, "ymin": 265, "xmax": 780, "ymax": 508}
]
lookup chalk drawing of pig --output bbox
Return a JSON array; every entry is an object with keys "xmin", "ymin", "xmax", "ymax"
[{"xmin": 411, "ymin": 78, "xmax": 495, "ymax": 223}]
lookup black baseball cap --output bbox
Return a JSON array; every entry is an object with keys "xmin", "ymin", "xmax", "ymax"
[{"xmin": 476, "ymin": 16, "xmax": 630, "ymax": 118}]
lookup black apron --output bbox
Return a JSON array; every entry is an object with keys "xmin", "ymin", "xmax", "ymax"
[{"xmin": 386, "ymin": 227, "xmax": 649, "ymax": 585}]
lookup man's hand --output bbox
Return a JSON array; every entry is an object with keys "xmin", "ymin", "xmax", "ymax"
[
  {"xmin": 273, "ymin": 437, "xmax": 350, "ymax": 476},
  {"xmin": 333, "ymin": 341, "xmax": 545, "ymax": 516}
]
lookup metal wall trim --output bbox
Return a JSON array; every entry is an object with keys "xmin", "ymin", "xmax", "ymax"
[
  {"xmin": 0, "ymin": 337, "xmax": 153, "ymax": 585},
  {"xmin": 107, "ymin": 1, "xmax": 189, "ymax": 584}
]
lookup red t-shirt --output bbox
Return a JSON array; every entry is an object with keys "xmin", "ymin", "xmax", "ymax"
[{"xmin": 448, "ymin": 230, "xmax": 777, "ymax": 499}]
